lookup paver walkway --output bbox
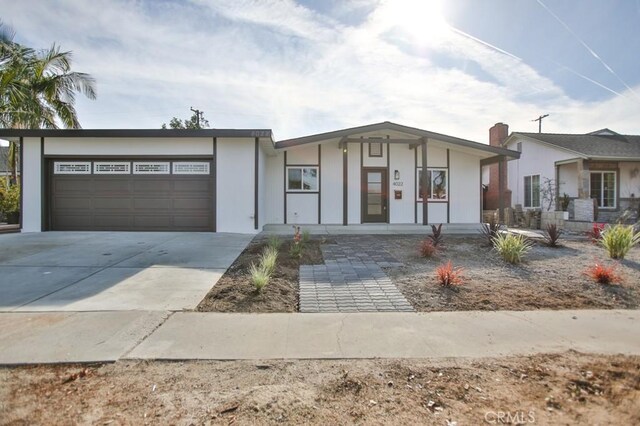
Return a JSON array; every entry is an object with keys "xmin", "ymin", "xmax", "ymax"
[{"xmin": 299, "ymin": 236, "xmax": 413, "ymax": 313}]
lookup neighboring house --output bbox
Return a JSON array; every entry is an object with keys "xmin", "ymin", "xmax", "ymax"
[
  {"xmin": 0, "ymin": 122, "xmax": 518, "ymax": 233},
  {"xmin": 500, "ymin": 128, "xmax": 640, "ymax": 223}
]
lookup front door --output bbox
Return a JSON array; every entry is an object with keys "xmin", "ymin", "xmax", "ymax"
[{"xmin": 362, "ymin": 168, "xmax": 388, "ymax": 223}]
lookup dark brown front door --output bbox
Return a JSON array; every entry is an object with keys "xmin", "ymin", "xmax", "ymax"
[{"xmin": 362, "ymin": 168, "xmax": 388, "ymax": 223}]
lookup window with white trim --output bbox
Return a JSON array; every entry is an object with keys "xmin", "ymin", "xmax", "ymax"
[
  {"xmin": 417, "ymin": 168, "xmax": 448, "ymax": 200},
  {"xmin": 172, "ymin": 162, "xmax": 210, "ymax": 175},
  {"xmin": 287, "ymin": 167, "xmax": 318, "ymax": 191},
  {"xmin": 590, "ymin": 171, "xmax": 616, "ymax": 208},
  {"xmin": 94, "ymin": 162, "xmax": 130, "ymax": 174},
  {"xmin": 133, "ymin": 162, "xmax": 170, "ymax": 174},
  {"xmin": 54, "ymin": 162, "xmax": 91, "ymax": 174},
  {"xmin": 524, "ymin": 175, "xmax": 540, "ymax": 208}
]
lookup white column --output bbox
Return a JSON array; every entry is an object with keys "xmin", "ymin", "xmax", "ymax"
[{"xmin": 21, "ymin": 137, "xmax": 42, "ymax": 232}]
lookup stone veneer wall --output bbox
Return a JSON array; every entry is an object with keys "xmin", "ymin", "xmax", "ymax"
[{"xmin": 573, "ymin": 199, "xmax": 595, "ymax": 222}]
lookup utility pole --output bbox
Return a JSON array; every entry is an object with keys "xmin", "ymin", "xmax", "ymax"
[
  {"xmin": 532, "ymin": 114, "xmax": 549, "ymax": 133},
  {"xmin": 190, "ymin": 106, "xmax": 204, "ymax": 128}
]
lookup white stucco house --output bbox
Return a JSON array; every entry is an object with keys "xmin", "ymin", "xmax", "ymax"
[
  {"xmin": 503, "ymin": 128, "xmax": 640, "ymax": 223},
  {"xmin": 0, "ymin": 122, "xmax": 519, "ymax": 233}
]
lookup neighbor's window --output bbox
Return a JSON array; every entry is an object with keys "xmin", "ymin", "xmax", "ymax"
[
  {"xmin": 417, "ymin": 168, "xmax": 448, "ymax": 200},
  {"xmin": 524, "ymin": 175, "xmax": 540, "ymax": 208},
  {"xmin": 368, "ymin": 142, "xmax": 383, "ymax": 157},
  {"xmin": 590, "ymin": 171, "xmax": 616, "ymax": 208},
  {"xmin": 287, "ymin": 167, "xmax": 318, "ymax": 191}
]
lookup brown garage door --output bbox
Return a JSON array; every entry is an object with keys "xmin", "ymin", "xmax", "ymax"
[{"xmin": 49, "ymin": 159, "xmax": 214, "ymax": 231}]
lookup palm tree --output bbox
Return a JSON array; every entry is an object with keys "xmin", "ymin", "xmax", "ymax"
[{"xmin": 1, "ymin": 22, "xmax": 96, "ymax": 182}]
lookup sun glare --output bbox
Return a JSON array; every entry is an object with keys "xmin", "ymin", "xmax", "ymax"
[{"xmin": 382, "ymin": 0, "xmax": 450, "ymax": 41}]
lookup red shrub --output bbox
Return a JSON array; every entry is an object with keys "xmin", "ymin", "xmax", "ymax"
[
  {"xmin": 419, "ymin": 239, "xmax": 438, "ymax": 258},
  {"xmin": 435, "ymin": 261, "xmax": 465, "ymax": 286},
  {"xmin": 584, "ymin": 262, "xmax": 622, "ymax": 285},
  {"xmin": 588, "ymin": 223, "xmax": 606, "ymax": 243}
]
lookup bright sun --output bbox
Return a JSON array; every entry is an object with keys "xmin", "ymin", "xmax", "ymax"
[{"xmin": 381, "ymin": 0, "xmax": 450, "ymax": 40}]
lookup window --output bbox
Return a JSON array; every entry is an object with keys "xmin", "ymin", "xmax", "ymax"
[
  {"xmin": 172, "ymin": 162, "xmax": 210, "ymax": 175},
  {"xmin": 54, "ymin": 162, "xmax": 91, "ymax": 174},
  {"xmin": 368, "ymin": 142, "xmax": 382, "ymax": 157},
  {"xmin": 590, "ymin": 171, "xmax": 616, "ymax": 208},
  {"xmin": 133, "ymin": 162, "xmax": 170, "ymax": 174},
  {"xmin": 524, "ymin": 175, "xmax": 540, "ymax": 208},
  {"xmin": 417, "ymin": 168, "xmax": 447, "ymax": 200},
  {"xmin": 94, "ymin": 162, "xmax": 130, "ymax": 174},
  {"xmin": 287, "ymin": 167, "xmax": 318, "ymax": 191}
]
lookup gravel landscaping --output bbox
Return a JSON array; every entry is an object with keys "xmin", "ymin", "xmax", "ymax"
[{"xmin": 197, "ymin": 232, "xmax": 639, "ymax": 313}]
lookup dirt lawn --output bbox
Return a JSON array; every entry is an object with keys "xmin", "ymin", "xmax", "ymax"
[
  {"xmin": 197, "ymin": 237, "xmax": 325, "ymax": 313},
  {"xmin": 387, "ymin": 235, "xmax": 640, "ymax": 311},
  {"xmin": 1, "ymin": 352, "xmax": 638, "ymax": 425}
]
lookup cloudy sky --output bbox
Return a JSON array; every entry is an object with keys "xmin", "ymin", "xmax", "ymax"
[{"xmin": 2, "ymin": 0, "xmax": 640, "ymax": 142}]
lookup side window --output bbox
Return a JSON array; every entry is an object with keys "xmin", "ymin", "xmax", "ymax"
[{"xmin": 287, "ymin": 167, "xmax": 318, "ymax": 191}]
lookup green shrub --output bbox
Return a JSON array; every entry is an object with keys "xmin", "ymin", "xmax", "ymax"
[
  {"xmin": 600, "ymin": 224, "xmax": 640, "ymax": 260},
  {"xmin": 267, "ymin": 235, "xmax": 282, "ymax": 250},
  {"xmin": 249, "ymin": 262, "xmax": 270, "ymax": 292},
  {"xmin": 0, "ymin": 180, "xmax": 20, "ymax": 220},
  {"xmin": 289, "ymin": 241, "xmax": 303, "ymax": 259},
  {"xmin": 301, "ymin": 230, "xmax": 311, "ymax": 244},
  {"xmin": 260, "ymin": 246, "xmax": 278, "ymax": 275},
  {"xmin": 492, "ymin": 233, "xmax": 533, "ymax": 264}
]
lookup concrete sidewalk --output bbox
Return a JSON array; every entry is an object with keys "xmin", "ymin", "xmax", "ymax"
[
  {"xmin": 1, "ymin": 310, "xmax": 638, "ymax": 364},
  {"xmin": 128, "ymin": 309, "xmax": 640, "ymax": 360}
]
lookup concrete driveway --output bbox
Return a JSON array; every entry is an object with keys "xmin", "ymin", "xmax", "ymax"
[{"xmin": 0, "ymin": 232, "xmax": 253, "ymax": 312}]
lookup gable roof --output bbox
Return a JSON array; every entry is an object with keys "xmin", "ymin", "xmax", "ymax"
[
  {"xmin": 277, "ymin": 121, "xmax": 520, "ymax": 159},
  {"xmin": 508, "ymin": 131, "xmax": 640, "ymax": 159}
]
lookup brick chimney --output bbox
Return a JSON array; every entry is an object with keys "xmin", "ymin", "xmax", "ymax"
[
  {"xmin": 489, "ymin": 122, "xmax": 509, "ymax": 147},
  {"xmin": 484, "ymin": 123, "xmax": 512, "ymax": 211}
]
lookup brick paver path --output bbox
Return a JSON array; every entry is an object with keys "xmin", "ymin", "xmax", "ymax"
[{"xmin": 299, "ymin": 237, "xmax": 414, "ymax": 313}]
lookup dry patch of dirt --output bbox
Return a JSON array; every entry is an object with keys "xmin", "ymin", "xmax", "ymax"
[
  {"xmin": 387, "ymin": 235, "xmax": 640, "ymax": 311},
  {"xmin": 1, "ymin": 352, "xmax": 639, "ymax": 425},
  {"xmin": 196, "ymin": 237, "xmax": 325, "ymax": 313}
]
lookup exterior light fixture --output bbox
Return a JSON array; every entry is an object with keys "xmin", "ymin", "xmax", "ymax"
[{"xmin": 394, "ymin": 170, "xmax": 400, "ymax": 180}]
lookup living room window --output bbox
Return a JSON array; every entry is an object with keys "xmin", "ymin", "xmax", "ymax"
[
  {"xmin": 590, "ymin": 171, "xmax": 616, "ymax": 208},
  {"xmin": 524, "ymin": 175, "xmax": 540, "ymax": 208},
  {"xmin": 417, "ymin": 168, "xmax": 448, "ymax": 200},
  {"xmin": 287, "ymin": 167, "xmax": 319, "ymax": 191}
]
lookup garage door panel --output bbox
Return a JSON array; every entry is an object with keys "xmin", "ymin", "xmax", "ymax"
[
  {"xmin": 133, "ymin": 216, "xmax": 173, "ymax": 228},
  {"xmin": 133, "ymin": 179, "xmax": 172, "ymax": 192},
  {"xmin": 50, "ymin": 159, "xmax": 214, "ymax": 231},
  {"xmin": 94, "ymin": 215, "xmax": 134, "ymax": 228},
  {"xmin": 174, "ymin": 180, "xmax": 212, "ymax": 192},
  {"xmin": 55, "ymin": 179, "xmax": 93, "ymax": 192},
  {"xmin": 173, "ymin": 216, "xmax": 211, "ymax": 228},
  {"xmin": 53, "ymin": 215, "xmax": 93, "ymax": 229},
  {"xmin": 93, "ymin": 197, "xmax": 132, "ymax": 209},
  {"xmin": 93, "ymin": 179, "xmax": 131, "ymax": 192},
  {"xmin": 54, "ymin": 197, "xmax": 92, "ymax": 209},
  {"xmin": 133, "ymin": 198, "xmax": 172, "ymax": 210},
  {"xmin": 173, "ymin": 198, "xmax": 212, "ymax": 210}
]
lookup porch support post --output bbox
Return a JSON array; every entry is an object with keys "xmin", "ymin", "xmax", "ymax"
[
  {"xmin": 577, "ymin": 159, "xmax": 590, "ymax": 199},
  {"xmin": 342, "ymin": 143, "xmax": 348, "ymax": 226},
  {"xmin": 421, "ymin": 137, "xmax": 428, "ymax": 225},
  {"xmin": 555, "ymin": 163, "xmax": 560, "ymax": 210},
  {"xmin": 498, "ymin": 155, "xmax": 505, "ymax": 223}
]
